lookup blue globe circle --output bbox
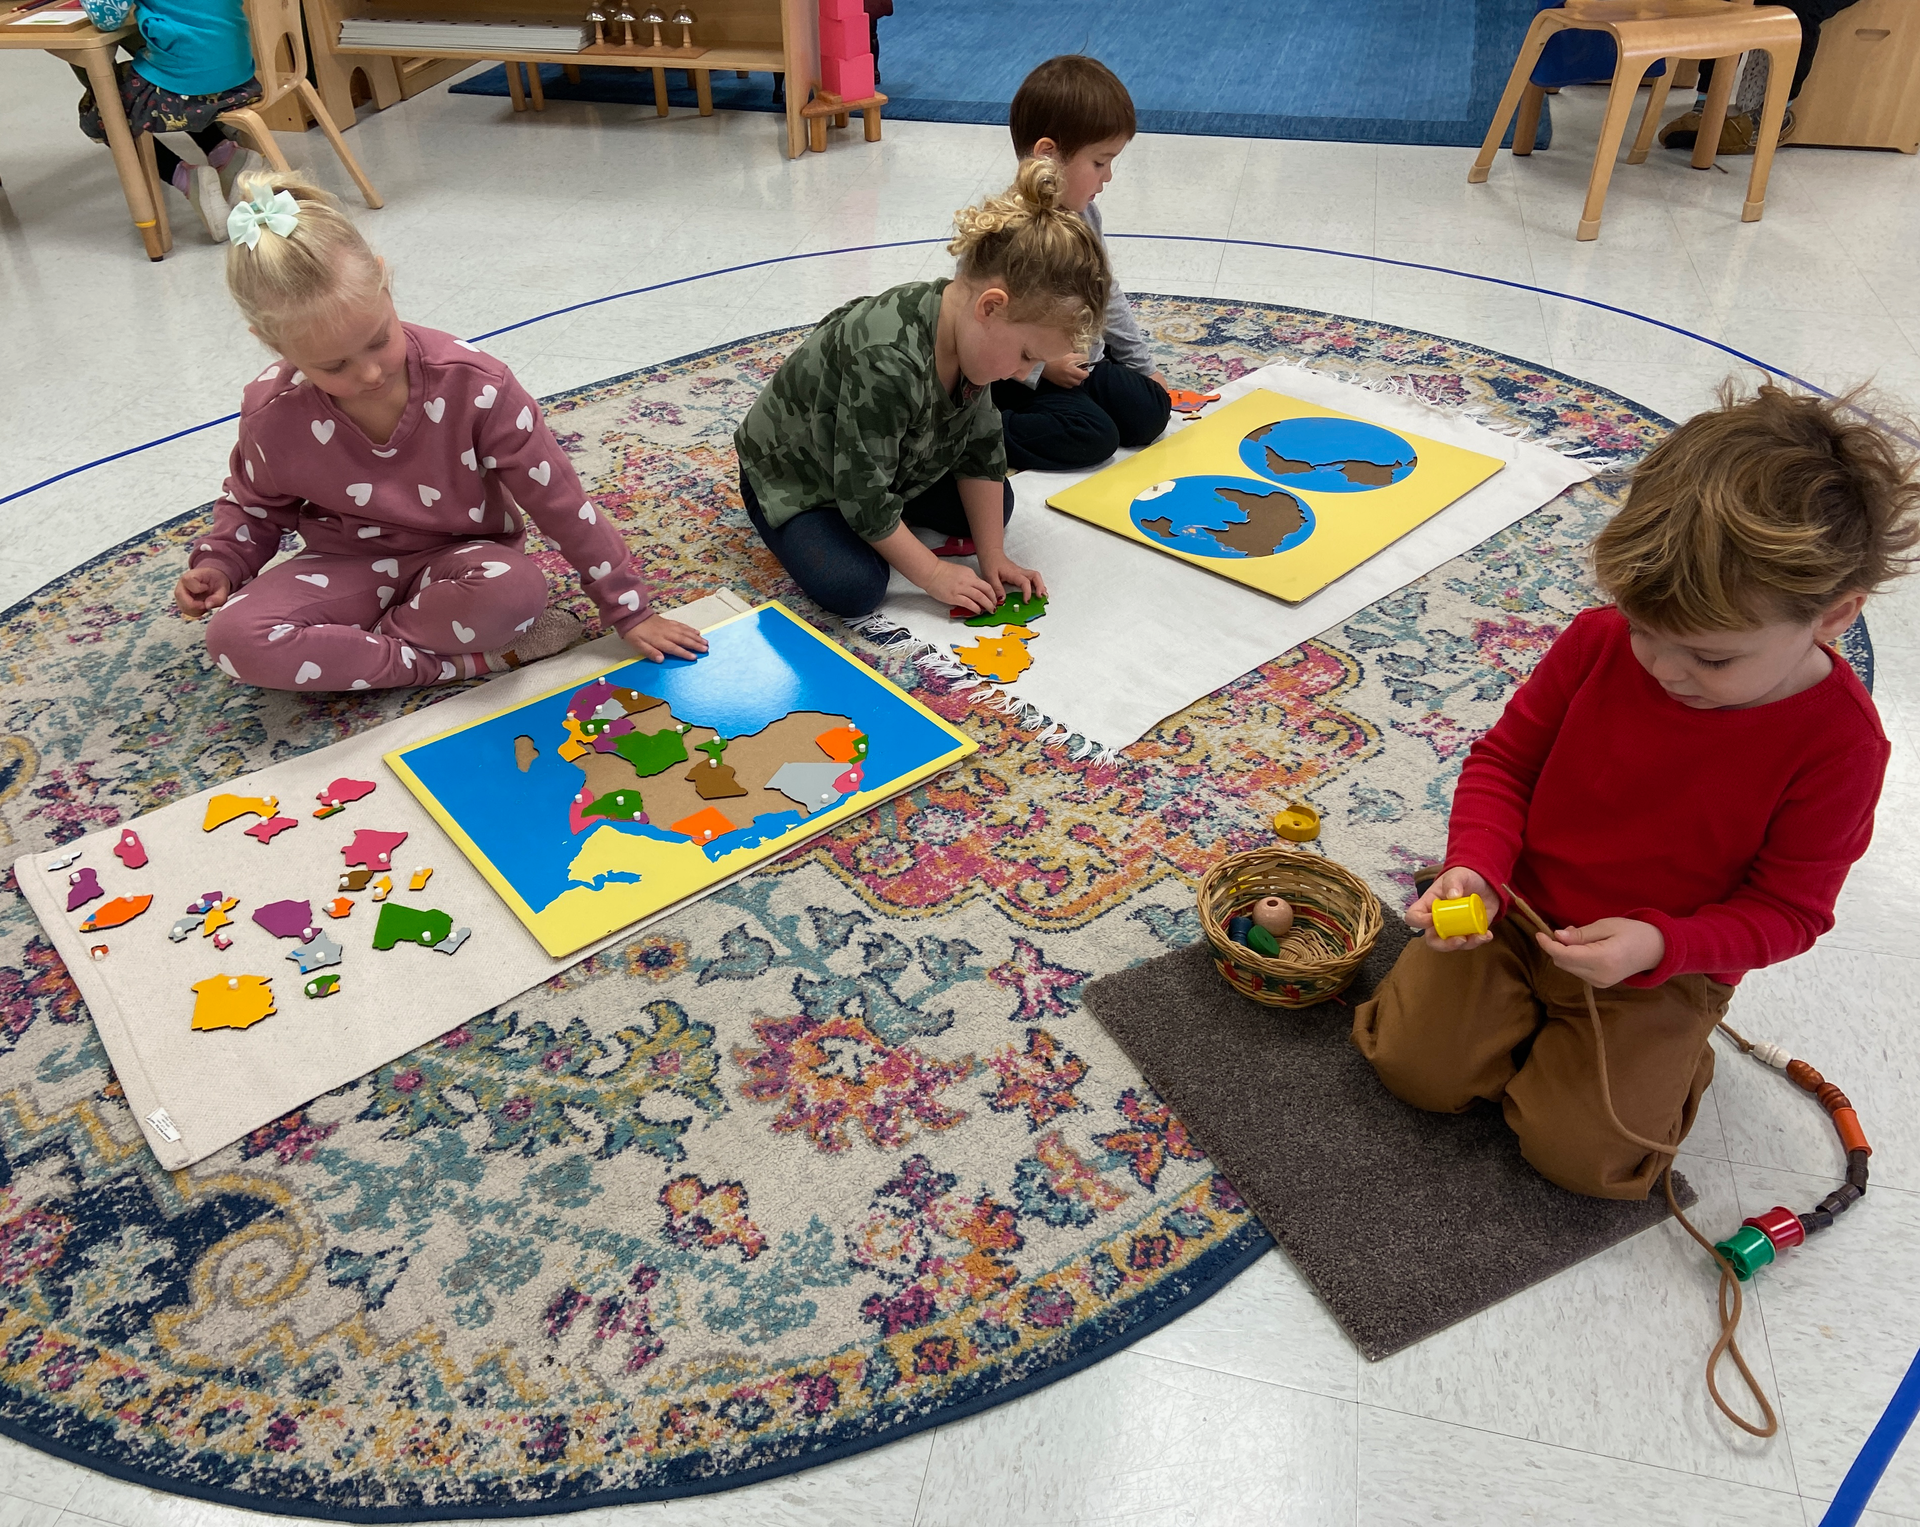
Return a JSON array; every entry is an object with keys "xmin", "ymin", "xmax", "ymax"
[
  {"xmin": 1239, "ymin": 416, "xmax": 1417, "ymax": 493},
  {"xmin": 1128, "ymin": 476, "xmax": 1314, "ymax": 560}
]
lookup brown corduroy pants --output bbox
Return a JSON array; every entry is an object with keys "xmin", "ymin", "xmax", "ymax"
[{"xmin": 1351, "ymin": 917, "xmax": 1733, "ymax": 1200}]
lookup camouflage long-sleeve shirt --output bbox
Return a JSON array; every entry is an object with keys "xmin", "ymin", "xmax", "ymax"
[{"xmin": 734, "ymin": 279, "xmax": 1008, "ymax": 543}]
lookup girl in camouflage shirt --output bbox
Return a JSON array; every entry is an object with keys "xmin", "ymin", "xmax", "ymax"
[{"xmin": 735, "ymin": 158, "xmax": 1110, "ymax": 618}]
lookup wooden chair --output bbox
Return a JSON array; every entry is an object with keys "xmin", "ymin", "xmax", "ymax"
[
  {"xmin": 218, "ymin": 0, "xmax": 383, "ymax": 208},
  {"xmin": 1470, "ymin": 0, "xmax": 1802, "ymax": 240}
]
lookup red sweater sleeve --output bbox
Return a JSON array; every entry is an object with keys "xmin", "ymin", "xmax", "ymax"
[
  {"xmin": 475, "ymin": 371, "xmax": 655, "ymax": 634},
  {"xmin": 1629, "ymin": 739, "xmax": 1886, "ymax": 984},
  {"xmin": 1443, "ymin": 610, "xmax": 1603, "ymax": 914}
]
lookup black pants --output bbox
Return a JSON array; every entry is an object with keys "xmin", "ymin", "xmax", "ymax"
[
  {"xmin": 740, "ymin": 469, "xmax": 1014, "ymax": 619},
  {"xmin": 1698, "ymin": 0, "xmax": 1856, "ymax": 100},
  {"xmin": 993, "ymin": 359, "xmax": 1172, "ymax": 474}
]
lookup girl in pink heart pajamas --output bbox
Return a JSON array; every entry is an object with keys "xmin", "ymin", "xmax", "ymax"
[{"xmin": 175, "ymin": 173, "xmax": 707, "ymax": 690}]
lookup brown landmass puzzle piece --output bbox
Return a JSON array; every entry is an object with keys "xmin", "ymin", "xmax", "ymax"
[
  {"xmin": 1139, "ymin": 485, "xmax": 1306, "ymax": 559},
  {"xmin": 685, "ymin": 758, "xmax": 750, "ymax": 800},
  {"xmin": 572, "ymin": 709, "xmax": 854, "ymax": 832}
]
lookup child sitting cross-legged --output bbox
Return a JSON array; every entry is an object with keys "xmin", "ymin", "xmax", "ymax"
[
  {"xmin": 734, "ymin": 157, "xmax": 1106, "ymax": 619},
  {"xmin": 175, "ymin": 175, "xmax": 705, "ymax": 690},
  {"xmin": 1354, "ymin": 382, "xmax": 1919, "ymax": 1200}
]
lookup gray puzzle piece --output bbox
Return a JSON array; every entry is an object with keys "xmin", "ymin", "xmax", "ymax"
[
  {"xmin": 285, "ymin": 928, "xmax": 343, "ymax": 974},
  {"xmin": 433, "ymin": 925, "xmax": 471, "ymax": 956},
  {"xmin": 46, "ymin": 850, "xmax": 82, "ymax": 871},
  {"xmin": 167, "ymin": 915, "xmax": 199, "ymax": 943},
  {"xmin": 766, "ymin": 761, "xmax": 847, "ymax": 813}
]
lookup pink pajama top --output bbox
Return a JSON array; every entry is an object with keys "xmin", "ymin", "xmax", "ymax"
[{"xmin": 189, "ymin": 323, "xmax": 654, "ymax": 633}]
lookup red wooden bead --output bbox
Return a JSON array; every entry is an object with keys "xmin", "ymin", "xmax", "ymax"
[{"xmin": 1745, "ymin": 1205, "xmax": 1806, "ymax": 1250}]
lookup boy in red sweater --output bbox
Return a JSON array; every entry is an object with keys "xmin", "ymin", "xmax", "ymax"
[{"xmin": 1354, "ymin": 383, "xmax": 1919, "ymax": 1200}]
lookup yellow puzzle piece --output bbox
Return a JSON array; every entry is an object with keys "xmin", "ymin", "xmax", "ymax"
[
  {"xmin": 201, "ymin": 898, "xmax": 238, "ymax": 938},
  {"xmin": 953, "ymin": 625, "xmax": 1036, "ymax": 684},
  {"xmin": 190, "ymin": 974, "xmax": 276, "ymax": 1031},
  {"xmin": 557, "ymin": 716, "xmax": 593, "ymax": 762},
  {"xmin": 203, "ymin": 793, "xmax": 278, "ymax": 832}
]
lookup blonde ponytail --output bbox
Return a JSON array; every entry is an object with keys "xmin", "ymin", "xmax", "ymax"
[
  {"xmin": 225, "ymin": 171, "xmax": 387, "ymax": 349},
  {"xmin": 948, "ymin": 157, "xmax": 1110, "ymax": 347}
]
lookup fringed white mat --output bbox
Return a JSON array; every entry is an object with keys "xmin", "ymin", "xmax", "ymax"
[
  {"xmin": 859, "ymin": 363, "xmax": 1594, "ymax": 756},
  {"xmin": 17, "ymin": 591, "xmax": 754, "ymax": 1171}
]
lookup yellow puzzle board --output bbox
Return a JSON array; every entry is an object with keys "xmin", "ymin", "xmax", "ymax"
[
  {"xmin": 1046, "ymin": 389, "xmax": 1506, "ymax": 602},
  {"xmin": 386, "ymin": 602, "xmax": 976, "ymax": 957}
]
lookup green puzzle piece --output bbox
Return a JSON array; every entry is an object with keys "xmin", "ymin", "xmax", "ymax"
[
  {"xmin": 963, "ymin": 592, "xmax": 1049, "ymax": 628},
  {"xmin": 695, "ymin": 737, "xmax": 729, "ymax": 764},
  {"xmin": 584, "ymin": 788, "xmax": 647, "ymax": 822},
  {"xmin": 613, "ymin": 727, "xmax": 690, "ymax": 777},
  {"xmin": 373, "ymin": 901, "xmax": 453, "ymax": 951}
]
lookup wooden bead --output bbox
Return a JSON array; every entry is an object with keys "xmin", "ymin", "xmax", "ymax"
[{"xmin": 1250, "ymin": 897, "xmax": 1293, "ymax": 935}]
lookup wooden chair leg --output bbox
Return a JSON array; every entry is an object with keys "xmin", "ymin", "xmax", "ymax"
[
  {"xmin": 222, "ymin": 106, "xmax": 292, "ymax": 174},
  {"xmin": 294, "ymin": 79, "xmax": 384, "ymax": 208},
  {"xmin": 1579, "ymin": 58, "xmax": 1652, "ymax": 240},
  {"xmin": 563, "ymin": 64, "xmax": 581, "ymax": 83},
  {"xmin": 1693, "ymin": 49, "xmax": 1737, "ymax": 170},
  {"xmin": 695, "ymin": 68, "xmax": 713, "ymax": 114},
  {"xmin": 651, "ymin": 66, "xmax": 670, "ymax": 116},
  {"xmin": 807, "ymin": 113, "xmax": 827, "ymax": 152},
  {"xmin": 527, "ymin": 62, "xmax": 545, "ymax": 110},
  {"xmin": 506, "ymin": 60, "xmax": 526, "ymax": 111},
  {"xmin": 1627, "ymin": 58, "xmax": 1677, "ymax": 163},
  {"xmin": 135, "ymin": 131, "xmax": 173, "ymax": 255},
  {"xmin": 1470, "ymin": 14, "xmax": 1560, "ymax": 183},
  {"xmin": 1513, "ymin": 84, "xmax": 1546, "ymax": 157},
  {"xmin": 1742, "ymin": 40, "xmax": 1797, "ymax": 222},
  {"xmin": 863, "ymin": 102, "xmax": 881, "ymax": 142}
]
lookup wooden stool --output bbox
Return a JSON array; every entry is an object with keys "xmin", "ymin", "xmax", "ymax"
[
  {"xmin": 1789, "ymin": 0, "xmax": 1920, "ymax": 153},
  {"xmin": 504, "ymin": 60, "xmax": 546, "ymax": 111},
  {"xmin": 1470, "ymin": 0, "xmax": 1802, "ymax": 240},
  {"xmin": 800, "ymin": 87, "xmax": 885, "ymax": 152}
]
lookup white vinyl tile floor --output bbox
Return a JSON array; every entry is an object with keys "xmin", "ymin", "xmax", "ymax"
[{"xmin": 4, "ymin": 58, "xmax": 1920, "ymax": 1527}]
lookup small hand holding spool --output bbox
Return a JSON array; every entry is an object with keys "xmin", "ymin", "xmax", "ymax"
[
  {"xmin": 1250, "ymin": 897, "xmax": 1294, "ymax": 936},
  {"xmin": 1429, "ymin": 892, "xmax": 1488, "ymax": 940}
]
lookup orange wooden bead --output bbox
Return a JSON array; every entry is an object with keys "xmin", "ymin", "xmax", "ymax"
[{"xmin": 1831, "ymin": 1106, "xmax": 1872, "ymax": 1157}]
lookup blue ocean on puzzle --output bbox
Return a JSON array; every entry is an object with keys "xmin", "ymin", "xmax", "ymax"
[
  {"xmin": 398, "ymin": 607, "xmax": 961, "ymax": 912},
  {"xmin": 1238, "ymin": 415, "xmax": 1418, "ymax": 493},
  {"xmin": 1128, "ymin": 475, "xmax": 1316, "ymax": 560}
]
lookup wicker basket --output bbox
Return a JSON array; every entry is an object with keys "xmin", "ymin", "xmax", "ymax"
[{"xmin": 1198, "ymin": 846, "xmax": 1384, "ymax": 1007}]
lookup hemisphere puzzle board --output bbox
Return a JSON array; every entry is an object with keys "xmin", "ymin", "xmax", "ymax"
[
  {"xmin": 387, "ymin": 602, "xmax": 974, "ymax": 957},
  {"xmin": 1046, "ymin": 389, "xmax": 1506, "ymax": 602}
]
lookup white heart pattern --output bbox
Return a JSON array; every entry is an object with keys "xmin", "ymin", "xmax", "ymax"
[
  {"xmin": 451, "ymin": 620, "xmax": 476, "ymax": 644},
  {"xmin": 503, "ymin": 512, "xmax": 515, "ymax": 532},
  {"xmin": 295, "ymin": 661, "xmax": 323, "ymax": 685},
  {"xmin": 371, "ymin": 558, "xmax": 400, "ymax": 578},
  {"xmin": 290, "ymin": 371, "xmax": 306, "ymax": 386},
  {"xmin": 515, "ymin": 406, "xmax": 533, "ymax": 431},
  {"xmin": 257, "ymin": 365, "xmax": 279, "ymax": 383},
  {"xmin": 267, "ymin": 623, "xmax": 296, "ymax": 642},
  {"xmin": 418, "ymin": 485, "xmax": 442, "ymax": 507},
  {"xmin": 400, "ymin": 646, "xmax": 415, "ymax": 665},
  {"xmin": 483, "ymin": 457, "xmax": 497, "ymax": 469},
  {"xmin": 243, "ymin": 503, "xmax": 266, "ymax": 517},
  {"xmin": 295, "ymin": 573, "xmax": 330, "ymax": 588},
  {"xmin": 424, "ymin": 397, "xmax": 446, "ymax": 423},
  {"xmin": 469, "ymin": 506, "xmax": 486, "ymax": 523},
  {"xmin": 529, "ymin": 461, "xmax": 551, "ymax": 486},
  {"xmin": 224, "ymin": 592, "xmax": 248, "ymax": 605},
  {"xmin": 481, "ymin": 561, "xmax": 511, "ymax": 579},
  {"xmin": 462, "ymin": 449, "xmax": 478, "ymax": 471},
  {"xmin": 372, "ymin": 447, "xmax": 397, "ymax": 458},
  {"xmin": 618, "ymin": 590, "xmax": 641, "ymax": 611},
  {"xmin": 245, "ymin": 460, "xmax": 256, "ymax": 482},
  {"xmin": 347, "ymin": 483, "xmax": 372, "ymax": 506},
  {"xmin": 587, "ymin": 561, "xmax": 612, "ymax": 581},
  {"xmin": 474, "ymin": 385, "xmax": 497, "ymax": 409},
  {"xmin": 310, "ymin": 419, "xmax": 335, "ymax": 445},
  {"xmin": 234, "ymin": 524, "xmax": 251, "ymax": 543},
  {"xmin": 515, "ymin": 615, "xmax": 537, "ymax": 633},
  {"xmin": 216, "ymin": 654, "xmax": 239, "ymax": 677},
  {"xmin": 578, "ymin": 503, "xmax": 597, "ymax": 524},
  {"xmin": 377, "ymin": 586, "xmax": 395, "ymax": 607},
  {"xmin": 358, "ymin": 526, "xmax": 382, "ymax": 539},
  {"xmin": 351, "ymin": 679, "xmax": 370, "ymax": 689},
  {"xmin": 439, "ymin": 661, "xmax": 457, "ymax": 682}
]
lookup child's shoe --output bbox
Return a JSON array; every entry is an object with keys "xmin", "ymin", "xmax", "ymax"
[
  {"xmin": 183, "ymin": 164, "xmax": 230, "ymax": 243},
  {"xmin": 217, "ymin": 146, "xmax": 267, "ymax": 202},
  {"xmin": 487, "ymin": 608, "xmax": 585, "ymax": 671}
]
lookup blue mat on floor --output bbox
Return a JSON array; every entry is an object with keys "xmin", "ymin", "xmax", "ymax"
[{"xmin": 450, "ymin": 0, "xmax": 1552, "ymax": 148}]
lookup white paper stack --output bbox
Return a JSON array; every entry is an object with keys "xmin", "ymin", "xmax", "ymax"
[{"xmin": 337, "ymin": 16, "xmax": 590, "ymax": 52}]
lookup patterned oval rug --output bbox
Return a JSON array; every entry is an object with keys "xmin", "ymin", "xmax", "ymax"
[{"xmin": 0, "ymin": 299, "xmax": 1870, "ymax": 1520}]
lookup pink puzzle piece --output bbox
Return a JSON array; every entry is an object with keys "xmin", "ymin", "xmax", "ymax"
[
  {"xmin": 244, "ymin": 816, "xmax": 299, "ymax": 844},
  {"xmin": 66, "ymin": 867, "xmax": 103, "ymax": 912},
  {"xmin": 341, "ymin": 829, "xmax": 408, "ymax": 871},
  {"xmin": 833, "ymin": 764, "xmax": 864, "ymax": 794},
  {"xmin": 318, "ymin": 778, "xmax": 377, "ymax": 806},
  {"xmin": 112, "ymin": 829, "xmax": 148, "ymax": 869}
]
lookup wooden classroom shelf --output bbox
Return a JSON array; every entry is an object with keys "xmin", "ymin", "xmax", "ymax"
[{"xmin": 304, "ymin": 0, "xmax": 818, "ymax": 155}]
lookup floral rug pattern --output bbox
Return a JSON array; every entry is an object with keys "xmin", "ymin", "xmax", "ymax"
[{"xmin": 0, "ymin": 300, "xmax": 1849, "ymax": 1519}]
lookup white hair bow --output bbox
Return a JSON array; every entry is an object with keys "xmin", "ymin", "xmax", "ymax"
[{"xmin": 227, "ymin": 189, "xmax": 301, "ymax": 249}]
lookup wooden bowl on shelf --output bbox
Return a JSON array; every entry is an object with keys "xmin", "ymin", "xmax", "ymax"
[{"xmin": 1197, "ymin": 846, "xmax": 1382, "ymax": 1008}]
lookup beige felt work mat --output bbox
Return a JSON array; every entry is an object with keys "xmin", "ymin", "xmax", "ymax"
[{"xmin": 17, "ymin": 591, "xmax": 753, "ymax": 1170}]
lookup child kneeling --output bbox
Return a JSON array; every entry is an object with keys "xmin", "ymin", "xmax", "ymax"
[{"xmin": 1355, "ymin": 384, "xmax": 1918, "ymax": 1199}]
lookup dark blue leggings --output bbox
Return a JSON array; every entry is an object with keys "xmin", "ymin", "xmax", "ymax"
[
  {"xmin": 740, "ymin": 470, "xmax": 1014, "ymax": 618},
  {"xmin": 993, "ymin": 358, "xmax": 1172, "ymax": 473}
]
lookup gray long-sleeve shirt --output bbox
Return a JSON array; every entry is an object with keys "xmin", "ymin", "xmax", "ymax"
[{"xmin": 1018, "ymin": 199, "xmax": 1154, "ymax": 387}]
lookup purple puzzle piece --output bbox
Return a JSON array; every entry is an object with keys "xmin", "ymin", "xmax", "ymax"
[
  {"xmin": 66, "ymin": 867, "xmax": 103, "ymax": 912},
  {"xmin": 567, "ymin": 679, "xmax": 614, "ymax": 722},
  {"xmin": 252, "ymin": 898, "xmax": 316, "ymax": 940},
  {"xmin": 187, "ymin": 890, "xmax": 225, "ymax": 915},
  {"xmin": 591, "ymin": 717, "xmax": 637, "ymax": 753}
]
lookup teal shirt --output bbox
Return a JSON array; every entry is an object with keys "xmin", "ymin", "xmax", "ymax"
[
  {"xmin": 734, "ymin": 280, "xmax": 1008, "ymax": 542},
  {"xmin": 131, "ymin": 0, "xmax": 255, "ymax": 97}
]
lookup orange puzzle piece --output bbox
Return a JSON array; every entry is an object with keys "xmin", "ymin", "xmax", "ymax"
[
  {"xmin": 79, "ymin": 894, "xmax": 152, "ymax": 932},
  {"xmin": 669, "ymin": 805, "xmax": 737, "ymax": 844},
  {"xmin": 952, "ymin": 625, "xmax": 1036, "ymax": 684},
  {"xmin": 190, "ymin": 974, "xmax": 276, "ymax": 1032},
  {"xmin": 202, "ymin": 793, "xmax": 278, "ymax": 831},
  {"xmin": 813, "ymin": 724, "xmax": 868, "ymax": 763},
  {"xmin": 324, "ymin": 897, "xmax": 354, "ymax": 919}
]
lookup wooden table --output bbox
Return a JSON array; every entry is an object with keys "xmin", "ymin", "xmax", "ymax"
[{"xmin": 0, "ymin": 8, "xmax": 174, "ymax": 258}]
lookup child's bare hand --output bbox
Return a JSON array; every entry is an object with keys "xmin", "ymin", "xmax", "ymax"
[
  {"xmin": 623, "ymin": 614, "xmax": 709, "ymax": 663},
  {"xmin": 927, "ymin": 561, "xmax": 998, "ymax": 614},
  {"xmin": 977, "ymin": 554, "xmax": 1047, "ymax": 604},
  {"xmin": 174, "ymin": 567, "xmax": 231, "ymax": 618},
  {"xmin": 1407, "ymin": 865, "xmax": 1495, "ymax": 952},
  {"xmin": 1043, "ymin": 353, "xmax": 1091, "ymax": 388},
  {"xmin": 1536, "ymin": 917, "xmax": 1664, "ymax": 988}
]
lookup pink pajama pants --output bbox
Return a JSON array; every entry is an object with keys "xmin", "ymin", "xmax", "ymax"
[{"xmin": 204, "ymin": 542, "xmax": 549, "ymax": 692}]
